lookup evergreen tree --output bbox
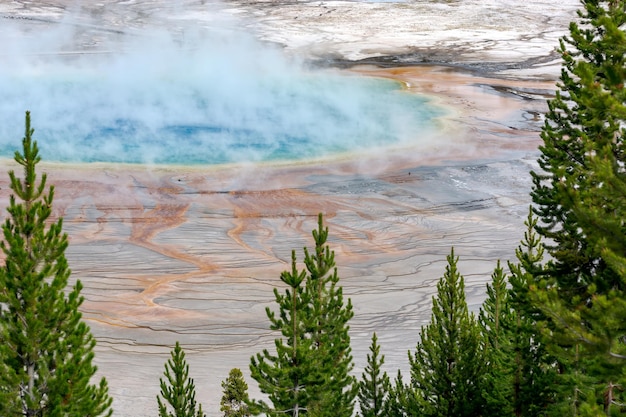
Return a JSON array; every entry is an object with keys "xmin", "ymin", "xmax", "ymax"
[
  {"xmin": 220, "ymin": 368, "xmax": 251, "ymax": 417},
  {"xmin": 358, "ymin": 333, "xmax": 390, "ymax": 417},
  {"xmin": 408, "ymin": 248, "xmax": 483, "ymax": 417},
  {"xmin": 530, "ymin": 0, "xmax": 626, "ymax": 412},
  {"xmin": 384, "ymin": 370, "xmax": 412, "ymax": 417},
  {"xmin": 302, "ymin": 214, "xmax": 357, "ymax": 417},
  {"xmin": 531, "ymin": 0, "xmax": 626, "ymax": 359},
  {"xmin": 157, "ymin": 342, "xmax": 206, "ymax": 417},
  {"xmin": 478, "ymin": 261, "xmax": 515, "ymax": 417},
  {"xmin": 532, "ymin": 0, "xmax": 626, "ymax": 299},
  {"xmin": 0, "ymin": 111, "xmax": 112, "ymax": 416},
  {"xmin": 249, "ymin": 251, "xmax": 312, "ymax": 417},
  {"xmin": 250, "ymin": 214, "xmax": 356, "ymax": 417},
  {"xmin": 0, "ymin": 349, "xmax": 19, "ymax": 416},
  {"xmin": 507, "ymin": 210, "xmax": 558, "ymax": 416}
]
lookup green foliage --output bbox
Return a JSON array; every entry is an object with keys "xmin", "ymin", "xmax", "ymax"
[
  {"xmin": 358, "ymin": 333, "xmax": 390, "ymax": 417},
  {"xmin": 302, "ymin": 214, "xmax": 357, "ymax": 416},
  {"xmin": 384, "ymin": 370, "xmax": 413, "ymax": 417},
  {"xmin": 0, "ymin": 111, "xmax": 112, "ymax": 416},
  {"xmin": 530, "ymin": 0, "xmax": 626, "ymax": 413},
  {"xmin": 531, "ymin": 0, "xmax": 626, "ymax": 342},
  {"xmin": 507, "ymin": 210, "xmax": 559, "ymax": 416},
  {"xmin": 250, "ymin": 213, "xmax": 356, "ymax": 417},
  {"xmin": 157, "ymin": 342, "xmax": 206, "ymax": 417},
  {"xmin": 249, "ymin": 250, "xmax": 312, "ymax": 416},
  {"xmin": 532, "ymin": 0, "xmax": 625, "ymax": 292},
  {"xmin": 478, "ymin": 261, "xmax": 515, "ymax": 417},
  {"xmin": 408, "ymin": 248, "xmax": 483, "ymax": 417},
  {"xmin": 220, "ymin": 368, "xmax": 251, "ymax": 417}
]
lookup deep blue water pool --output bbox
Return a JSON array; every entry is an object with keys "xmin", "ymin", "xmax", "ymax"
[{"xmin": 0, "ymin": 29, "xmax": 444, "ymax": 165}]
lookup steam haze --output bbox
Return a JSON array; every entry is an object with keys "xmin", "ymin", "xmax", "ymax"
[{"xmin": 0, "ymin": 15, "xmax": 443, "ymax": 165}]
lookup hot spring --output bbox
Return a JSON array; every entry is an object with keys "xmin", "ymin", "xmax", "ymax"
[{"xmin": 0, "ymin": 23, "xmax": 444, "ymax": 166}]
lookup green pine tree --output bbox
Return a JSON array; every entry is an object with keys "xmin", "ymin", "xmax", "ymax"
[
  {"xmin": 220, "ymin": 368, "xmax": 251, "ymax": 417},
  {"xmin": 531, "ymin": 0, "xmax": 626, "ymax": 356},
  {"xmin": 530, "ymin": 0, "xmax": 626, "ymax": 412},
  {"xmin": 0, "ymin": 341, "xmax": 19, "ymax": 416},
  {"xmin": 302, "ymin": 214, "xmax": 357, "ymax": 417},
  {"xmin": 358, "ymin": 333, "xmax": 390, "ymax": 417},
  {"xmin": 531, "ymin": 0, "xmax": 624, "ymax": 300},
  {"xmin": 478, "ymin": 261, "xmax": 515, "ymax": 417},
  {"xmin": 250, "ymin": 214, "xmax": 356, "ymax": 417},
  {"xmin": 408, "ymin": 248, "xmax": 483, "ymax": 417},
  {"xmin": 507, "ymin": 210, "xmax": 558, "ymax": 416},
  {"xmin": 0, "ymin": 111, "xmax": 112, "ymax": 417},
  {"xmin": 249, "ymin": 250, "xmax": 312, "ymax": 417},
  {"xmin": 384, "ymin": 370, "xmax": 412, "ymax": 417},
  {"xmin": 157, "ymin": 342, "xmax": 206, "ymax": 417}
]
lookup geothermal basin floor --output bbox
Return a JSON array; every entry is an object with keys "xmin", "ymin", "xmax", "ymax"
[{"xmin": 0, "ymin": 0, "xmax": 582, "ymax": 415}]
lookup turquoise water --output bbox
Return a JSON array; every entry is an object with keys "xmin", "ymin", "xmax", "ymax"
[{"xmin": 0, "ymin": 31, "xmax": 443, "ymax": 166}]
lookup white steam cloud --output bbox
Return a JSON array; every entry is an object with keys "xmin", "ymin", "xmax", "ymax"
[{"xmin": 0, "ymin": 14, "xmax": 443, "ymax": 165}]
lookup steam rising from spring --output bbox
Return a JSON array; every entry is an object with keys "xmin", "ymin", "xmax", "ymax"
[{"xmin": 0, "ymin": 18, "xmax": 443, "ymax": 165}]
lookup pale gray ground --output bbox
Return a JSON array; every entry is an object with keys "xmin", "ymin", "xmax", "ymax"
[{"xmin": 0, "ymin": 1, "xmax": 580, "ymax": 416}]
